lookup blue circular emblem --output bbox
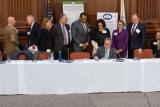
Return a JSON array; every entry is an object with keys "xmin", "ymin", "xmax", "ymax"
[{"xmin": 103, "ymin": 14, "xmax": 112, "ymax": 20}]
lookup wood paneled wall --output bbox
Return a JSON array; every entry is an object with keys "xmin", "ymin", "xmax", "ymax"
[
  {"xmin": 50, "ymin": 0, "xmax": 63, "ymax": 23},
  {"xmin": 0, "ymin": 0, "xmax": 47, "ymax": 30},
  {"xmin": 84, "ymin": 0, "xmax": 120, "ymax": 26}
]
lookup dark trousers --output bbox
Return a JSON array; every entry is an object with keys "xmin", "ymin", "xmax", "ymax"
[
  {"xmin": 128, "ymin": 48, "xmax": 137, "ymax": 59},
  {"xmin": 156, "ymin": 49, "xmax": 160, "ymax": 58},
  {"xmin": 54, "ymin": 45, "xmax": 69, "ymax": 60},
  {"xmin": 128, "ymin": 48, "xmax": 133, "ymax": 59}
]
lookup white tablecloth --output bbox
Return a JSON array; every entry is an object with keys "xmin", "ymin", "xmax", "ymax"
[{"xmin": 0, "ymin": 59, "xmax": 160, "ymax": 94}]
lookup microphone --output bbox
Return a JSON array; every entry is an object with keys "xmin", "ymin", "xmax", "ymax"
[{"xmin": 113, "ymin": 48, "xmax": 124, "ymax": 62}]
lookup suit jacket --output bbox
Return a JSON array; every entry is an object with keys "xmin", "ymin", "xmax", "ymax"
[
  {"xmin": 127, "ymin": 23, "xmax": 146, "ymax": 50},
  {"xmin": 71, "ymin": 20, "xmax": 90, "ymax": 51},
  {"xmin": 53, "ymin": 23, "xmax": 70, "ymax": 52},
  {"xmin": 151, "ymin": 39, "xmax": 160, "ymax": 55},
  {"xmin": 94, "ymin": 46, "xmax": 116, "ymax": 59},
  {"xmin": 29, "ymin": 22, "xmax": 41, "ymax": 46},
  {"xmin": 38, "ymin": 27, "xmax": 54, "ymax": 52},
  {"xmin": 3, "ymin": 25, "xmax": 20, "ymax": 57}
]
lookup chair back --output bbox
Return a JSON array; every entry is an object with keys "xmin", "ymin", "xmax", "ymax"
[
  {"xmin": 143, "ymin": 49, "xmax": 153, "ymax": 58},
  {"xmin": 18, "ymin": 53, "xmax": 27, "ymax": 60},
  {"xmin": 37, "ymin": 52, "xmax": 48, "ymax": 60},
  {"xmin": 134, "ymin": 49, "xmax": 153, "ymax": 59},
  {"xmin": 70, "ymin": 52, "xmax": 90, "ymax": 60}
]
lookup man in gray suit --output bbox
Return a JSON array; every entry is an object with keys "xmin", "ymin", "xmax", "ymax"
[
  {"xmin": 71, "ymin": 12, "xmax": 90, "ymax": 52},
  {"xmin": 94, "ymin": 38, "xmax": 116, "ymax": 60}
]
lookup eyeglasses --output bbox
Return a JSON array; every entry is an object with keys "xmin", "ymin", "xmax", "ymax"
[
  {"xmin": 104, "ymin": 43, "xmax": 111, "ymax": 45},
  {"xmin": 98, "ymin": 25, "xmax": 103, "ymax": 27}
]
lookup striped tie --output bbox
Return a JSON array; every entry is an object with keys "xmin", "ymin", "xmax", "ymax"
[
  {"xmin": 62, "ymin": 25, "xmax": 68, "ymax": 45},
  {"xmin": 131, "ymin": 24, "xmax": 136, "ymax": 36}
]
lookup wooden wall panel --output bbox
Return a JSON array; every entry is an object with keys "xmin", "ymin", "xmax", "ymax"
[
  {"xmin": 0, "ymin": 0, "xmax": 47, "ymax": 29},
  {"xmin": 51, "ymin": 0, "xmax": 63, "ymax": 23},
  {"xmin": 84, "ymin": 0, "xmax": 120, "ymax": 26}
]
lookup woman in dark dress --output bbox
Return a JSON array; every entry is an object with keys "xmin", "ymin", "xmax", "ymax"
[
  {"xmin": 38, "ymin": 17, "xmax": 54, "ymax": 52},
  {"xmin": 91, "ymin": 19, "xmax": 111, "ymax": 56},
  {"xmin": 112, "ymin": 20, "xmax": 129, "ymax": 58}
]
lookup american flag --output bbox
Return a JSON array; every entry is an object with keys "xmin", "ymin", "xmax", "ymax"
[
  {"xmin": 47, "ymin": 0, "xmax": 54, "ymax": 23},
  {"xmin": 120, "ymin": 0, "xmax": 126, "ymax": 25}
]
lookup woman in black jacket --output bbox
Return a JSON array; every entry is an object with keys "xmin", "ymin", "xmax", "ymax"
[
  {"xmin": 38, "ymin": 17, "xmax": 54, "ymax": 52},
  {"xmin": 91, "ymin": 19, "xmax": 111, "ymax": 56}
]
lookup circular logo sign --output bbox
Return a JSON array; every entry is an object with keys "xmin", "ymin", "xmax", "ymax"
[{"xmin": 103, "ymin": 14, "xmax": 112, "ymax": 20}]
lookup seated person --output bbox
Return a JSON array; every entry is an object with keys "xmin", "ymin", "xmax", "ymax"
[
  {"xmin": 94, "ymin": 38, "xmax": 116, "ymax": 60},
  {"xmin": 152, "ymin": 32, "xmax": 160, "ymax": 58}
]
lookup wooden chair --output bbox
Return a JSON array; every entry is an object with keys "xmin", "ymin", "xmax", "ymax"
[
  {"xmin": 134, "ymin": 49, "xmax": 153, "ymax": 59},
  {"xmin": 70, "ymin": 52, "xmax": 90, "ymax": 60},
  {"xmin": 143, "ymin": 49, "xmax": 153, "ymax": 58},
  {"xmin": 37, "ymin": 52, "xmax": 48, "ymax": 60},
  {"xmin": 134, "ymin": 49, "xmax": 144, "ymax": 59},
  {"xmin": 18, "ymin": 53, "xmax": 27, "ymax": 60}
]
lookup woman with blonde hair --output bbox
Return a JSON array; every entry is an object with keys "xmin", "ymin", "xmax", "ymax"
[{"xmin": 38, "ymin": 17, "xmax": 54, "ymax": 52}]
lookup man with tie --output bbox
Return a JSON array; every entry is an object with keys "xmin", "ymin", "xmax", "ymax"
[
  {"xmin": 127, "ymin": 14, "xmax": 146, "ymax": 58},
  {"xmin": 26, "ymin": 15, "xmax": 41, "ymax": 47},
  {"xmin": 151, "ymin": 32, "xmax": 160, "ymax": 57},
  {"xmin": 94, "ymin": 38, "xmax": 116, "ymax": 60},
  {"xmin": 53, "ymin": 14, "xmax": 70, "ymax": 60},
  {"xmin": 71, "ymin": 12, "xmax": 90, "ymax": 52}
]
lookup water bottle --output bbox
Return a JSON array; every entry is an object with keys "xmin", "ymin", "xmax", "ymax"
[
  {"xmin": 46, "ymin": 49, "xmax": 51, "ymax": 60},
  {"xmin": 51, "ymin": 52, "xmax": 54, "ymax": 60},
  {"xmin": 58, "ymin": 51, "xmax": 62, "ymax": 62}
]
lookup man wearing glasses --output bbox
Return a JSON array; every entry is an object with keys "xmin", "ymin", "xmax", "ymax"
[{"xmin": 94, "ymin": 38, "xmax": 116, "ymax": 60}]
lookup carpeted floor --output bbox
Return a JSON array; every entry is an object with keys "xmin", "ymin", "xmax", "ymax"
[{"xmin": 0, "ymin": 92, "xmax": 160, "ymax": 107}]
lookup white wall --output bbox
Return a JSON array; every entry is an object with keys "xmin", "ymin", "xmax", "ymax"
[{"xmin": 63, "ymin": 3, "xmax": 84, "ymax": 26}]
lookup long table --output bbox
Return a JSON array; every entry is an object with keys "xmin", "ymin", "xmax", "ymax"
[{"xmin": 0, "ymin": 59, "xmax": 160, "ymax": 95}]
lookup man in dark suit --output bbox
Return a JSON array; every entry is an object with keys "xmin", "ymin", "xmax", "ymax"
[
  {"xmin": 151, "ymin": 32, "xmax": 160, "ymax": 57},
  {"xmin": 53, "ymin": 14, "xmax": 70, "ymax": 60},
  {"xmin": 26, "ymin": 15, "xmax": 41, "ymax": 47},
  {"xmin": 94, "ymin": 38, "xmax": 116, "ymax": 60},
  {"xmin": 71, "ymin": 12, "xmax": 90, "ymax": 52},
  {"xmin": 127, "ymin": 14, "xmax": 146, "ymax": 58}
]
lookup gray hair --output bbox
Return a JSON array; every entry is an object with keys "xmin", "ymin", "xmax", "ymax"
[{"xmin": 104, "ymin": 37, "xmax": 112, "ymax": 42}]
